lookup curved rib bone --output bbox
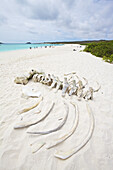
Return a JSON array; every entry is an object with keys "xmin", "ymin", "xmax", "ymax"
[
  {"xmin": 14, "ymin": 101, "xmax": 55, "ymax": 129},
  {"xmin": 93, "ymin": 81, "xmax": 101, "ymax": 92},
  {"xmin": 27, "ymin": 101, "xmax": 69, "ymax": 135},
  {"xmin": 31, "ymin": 142, "xmax": 46, "ymax": 153},
  {"xmin": 46, "ymin": 102, "xmax": 79, "ymax": 149},
  {"xmin": 54, "ymin": 103, "xmax": 95, "ymax": 160},
  {"xmin": 19, "ymin": 96, "xmax": 43, "ymax": 114}
]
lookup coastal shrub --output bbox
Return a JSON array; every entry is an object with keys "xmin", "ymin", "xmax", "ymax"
[
  {"xmin": 110, "ymin": 54, "xmax": 113, "ymax": 63},
  {"xmin": 103, "ymin": 54, "xmax": 113, "ymax": 63},
  {"xmin": 103, "ymin": 56, "xmax": 109, "ymax": 62},
  {"xmin": 83, "ymin": 40, "xmax": 113, "ymax": 63}
]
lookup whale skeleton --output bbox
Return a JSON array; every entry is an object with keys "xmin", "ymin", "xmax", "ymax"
[{"xmin": 14, "ymin": 70, "xmax": 100, "ymax": 100}]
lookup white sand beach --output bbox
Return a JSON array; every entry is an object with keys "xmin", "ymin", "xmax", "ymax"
[{"xmin": 0, "ymin": 45, "xmax": 113, "ymax": 170}]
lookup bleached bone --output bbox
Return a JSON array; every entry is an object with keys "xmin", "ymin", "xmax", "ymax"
[
  {"xmin": 14, "ymin": 69, "xmax": 38, "ymax": 85},
  {"xmin": 32, "ymin": 74, "xmax": 39, "ymax": 82},
  {"xmin": 30, "ymin": 141, "xmax": 45, "ymax": 153},
  {"xmin": 83, "ymin": 87, "xmax": 93, "ymax": 100},
  {"xmin": 75, "ymin": 74, "xmax": 80, "ymax": 81},
  {"xmin": 77, "ymin": 88, "xmax": 83, "ymax": 98},
  {"xmin": 55, "ymin": 77, "xmax": 63, "ymax": 92},
  {"xmin": 67, "ymin": 74, "xmax": 75, "ymax": 82},
  {"xmin": 14, "ymin": 101, "xmax": 55, "ymax": 129},
  {"xmin": 88, "ymin": 87, "xmax": 93, "ymax": 100},
  {"xmin": 40, "ymin": 73, "xmax": 47, "ymax": 84},
  {"xmin": 42, "ymin": 74, "xmax": 53, "ymax": 86},
  {"xmin": 83, "ymin": 77, "xmax": 88, "ymax": 87},
  {"xmin": 49, "ymin": 75, "xmax": 57, "ymax": 89},
  {"xmin": 68, "ymin": 74, "xmax": 79, "ymax": 85},
  {"xmin": 93, "ymin": 81, "xmax": 101, "ymax": 92},
  {"xmin": 23, "ymin": 73, "xmax": 32, "ymax": 80},
  {"xmin": 76, "ymin": 79, "xmax": 85, "ymax": 98},
  {"xmin": 73, "ymin": 76, "xmax": 88, "ymax": 89},
  {"xmin": 77, "ymin": 80, "xmax": 84, "ymax": 89},
  {"xmin": 64, "ymin": 73, "xmax": 76, "ymax": 84},
  {"xmin": 46, "ymin": 74, "xmax": 53, "ymax": 86},
  {"xmin": 40, "ymin": 77, "xmax": 45, "ymax": 84},
  {"xmin": 24, "ymin": 69, "xmax": 38, "ymax": 80},
  {"xmin": 54, "ymin": 103, "xmax": 95, "ymax": 160},
  {"xmin": 14, "ymin": 76, "xmax": 28, "ymax": 85},
  {"xmin": 14, "ymin": 69, "xmax": 100, "ymax": 100},
  {"xmin": 46, "ymin": 102, "xmax": 79, "ymax": 149},
  {"xmin": 19, "ymin": 96, "xmax": 43, "ymax": 114},
  {"xmin": 42, "ymin": 74, "xmax": 51, "ymax": 85},
  {"xmin": 68, "ymin": 80, "xmax": 78, "ymax": 96},
  {"xmin": 37, "ymin": 74, "xmax": 43, "ymax": 82},
  {"xmin": 64, "ymin": 72, "xmax": 76, "ymax": 76},
  {"xmin": 29, "ymin": 69, "xmax": 38, "ymax": 76},
  {"xmin": 35, "ymin": 72, "xmax": 45, "ymax": 82},
  {"xmin": 27, "ymin": 101, "xmax": 69, "ymax": 135},
  {"xmin": 62, "ymin": 77, "xmax": 69, "ymax": 97},
  {"xmin": 31, "ymin": 69, "xmax": 45, "ymax": 76},
  {"xmin": 34, "ymin": 110, "xmax": 41, "ymax": 114},
  {"xmin": 22, "ymin": 87, "xmax": 41, "ymax": 98},
  {"xmin": 47, "ymin": 74, "xmax": 53, "ymax": 86}
]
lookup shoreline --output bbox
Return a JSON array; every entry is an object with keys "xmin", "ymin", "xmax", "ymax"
[{"xmin": 0, "ymin": 43, "xmax": 63, "ymax": 53}]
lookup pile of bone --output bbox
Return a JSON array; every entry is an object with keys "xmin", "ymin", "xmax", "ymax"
[
  {"xmin": 14, "ymin": 69, "xmax": 100, "ymax": 100},
  {"xmin": 13, "ymin": 99, "xmax": 95, "ymax": 160}
]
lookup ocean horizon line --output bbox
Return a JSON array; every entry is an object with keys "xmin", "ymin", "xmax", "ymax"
[{"xmin": 0, "ymin": 39, "xmax": 112, "ymax": 44}]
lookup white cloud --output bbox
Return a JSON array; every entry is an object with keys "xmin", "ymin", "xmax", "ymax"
[{"xmin": 0, "ymin": 0, "xmax": 113, "ymax": 42}]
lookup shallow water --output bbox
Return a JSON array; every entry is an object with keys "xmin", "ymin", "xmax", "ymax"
[{"xmin": 0, "ymin": 43, "xmax": 62, "ymax": 52}]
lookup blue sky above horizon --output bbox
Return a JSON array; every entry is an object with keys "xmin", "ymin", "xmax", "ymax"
[{"xmin": 0, "ymin": 0, "xmax": 113, "ymax": 43}]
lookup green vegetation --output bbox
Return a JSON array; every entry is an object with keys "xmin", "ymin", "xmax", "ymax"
[
  {"xmin": 83, "ymin": 40, "xmax": 113, "ymax": 63},
  {"xmin": 44, "ymin": 40, "xmax": 107, "ymax": 45}
]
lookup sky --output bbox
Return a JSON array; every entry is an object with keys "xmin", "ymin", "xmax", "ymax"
[{"xmin": 0, "ymin": 0, "xmax": 113, "ymax": 43}]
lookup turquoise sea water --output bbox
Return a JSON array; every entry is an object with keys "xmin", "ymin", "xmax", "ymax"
[{"xmin": 0, "ymin": 43, "xmax": 62, "ymax": 52}]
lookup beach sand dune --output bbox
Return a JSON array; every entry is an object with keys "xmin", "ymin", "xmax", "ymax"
[{"xmin": 0, "ymin": 45, "xmax": 113, "ymax": 170}]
